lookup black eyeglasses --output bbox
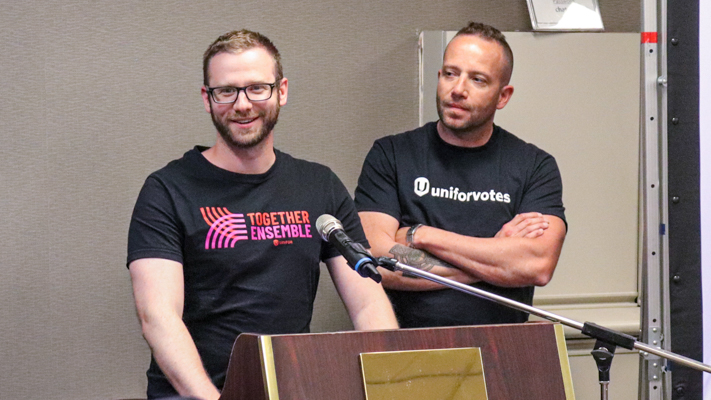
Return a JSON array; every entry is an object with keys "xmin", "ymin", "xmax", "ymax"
[{"xmin": 206, "ymin": 82, "xmax": 278, "ymax": 103}]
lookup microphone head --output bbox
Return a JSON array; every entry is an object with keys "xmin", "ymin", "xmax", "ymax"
[{"xmin": 315, "ymin": 214, "xmax": 343, "ymax": 241}]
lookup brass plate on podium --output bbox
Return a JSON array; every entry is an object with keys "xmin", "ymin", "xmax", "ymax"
[{"xmin": 359, "ymin": 347, "xmax": 488, "ymax": 400}]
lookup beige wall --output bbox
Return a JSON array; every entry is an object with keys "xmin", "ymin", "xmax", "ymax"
[{"xmin": 0, "ymin": 1, "xmax": 638, "ymax": 399}]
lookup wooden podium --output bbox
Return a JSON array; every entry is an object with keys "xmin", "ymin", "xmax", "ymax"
[{"xmin": 220, "ymin": 321, "xmax": 575, "ymax": 400}]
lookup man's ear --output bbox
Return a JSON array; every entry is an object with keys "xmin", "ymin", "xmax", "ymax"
[
  {"xmin": 496, "ymin": 85, "xmax": 514, "ymax": 110},
  {"xmin": 201, "ymin": 86, "xmax": 212, "ymax": 113},
  {"xmin": 278, "ymin": 78, "xmax": 288, "ymax": 106}
]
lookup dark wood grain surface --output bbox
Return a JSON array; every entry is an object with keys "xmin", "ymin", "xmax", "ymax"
[{"xmin": 221, "ymin": 322, "xmax": 567, "ymax": 400}]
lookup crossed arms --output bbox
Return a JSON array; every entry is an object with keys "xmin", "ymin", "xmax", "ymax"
[
  {"xmin": 129, "ymin": 256, "xmax": 397, "ymax": 400},
  {"xmin": 358, "ymin": 211, "xmax": 566, "ymax": 291}
]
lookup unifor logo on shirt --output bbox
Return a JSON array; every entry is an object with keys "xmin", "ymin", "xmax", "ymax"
[
  {"xmin": 414, "ymin": 177, "xmax": 511, "ymax": 203},
  {"xmin": 200, "ymin": 207, "xmax": 313, "ymax": 249}
]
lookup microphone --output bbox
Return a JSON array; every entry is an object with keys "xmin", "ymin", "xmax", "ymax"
[{"xmin": 315, "ymin": 214, "xmax": 382, "ymax": 283}]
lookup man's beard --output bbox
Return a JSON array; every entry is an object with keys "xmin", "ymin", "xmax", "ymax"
[
  {"xmin": 436, "ymin": 93, "xmax": 491, "ymax": 136},
  {"xmin": 210, "ymin": 101, "xmax": 280, "ymax": 149}
]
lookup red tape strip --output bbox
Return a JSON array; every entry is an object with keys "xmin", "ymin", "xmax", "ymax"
[{"xmin": 642, "ymin": 32, "xmax": 658, "ymax": 43}]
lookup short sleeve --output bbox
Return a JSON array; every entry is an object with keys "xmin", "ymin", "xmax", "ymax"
[
  {"xmin": 519, "ymin": 152, "xmax": 567, "ymax": 230},
  {"xmin": 319, "ymin": 169, "xmax": 370, "ymax": 261},
  {"xmin": 126, "ymin": 176, "xmax": 184, "ymax": 266},
  {"xmin": 354, "ymin": 140, "xmax": 402, "ymax": 221}
]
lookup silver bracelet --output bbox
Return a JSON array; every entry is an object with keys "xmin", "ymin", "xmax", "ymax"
[{"xmin": 406, "ymin": 224, "xmax": 424, "ymax": 248}]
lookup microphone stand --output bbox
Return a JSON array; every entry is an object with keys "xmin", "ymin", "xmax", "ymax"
[{"xmin": 375, "ymin": 257, "xmax": 711, "ymax": 400}]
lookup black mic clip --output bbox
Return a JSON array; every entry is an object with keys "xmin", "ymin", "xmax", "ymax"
[
  {"xmin": 375, "ymin": 257, "xmax": 398, "ymax": 272},
  {"xmin": 347, "ymin": 240, "xmax": 382, "ymax": 283}
]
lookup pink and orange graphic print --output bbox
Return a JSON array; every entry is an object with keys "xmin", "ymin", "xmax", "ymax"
[
  {"xmin": 200, "ymin": 207, "xmax": 313, "ymax": 249},
  {"xmin": 201, "ymin": 207, "xmax": 249, "ymax": 249}
]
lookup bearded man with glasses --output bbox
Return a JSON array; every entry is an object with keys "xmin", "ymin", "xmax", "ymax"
[{"xmin": 126, "ymin": 30, "xmax": 398, "ymax": 400}]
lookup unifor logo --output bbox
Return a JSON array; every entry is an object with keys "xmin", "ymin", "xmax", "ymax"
[{"xmin": 414, "ymin": 177, "xmax": 430, "ymax": 197}]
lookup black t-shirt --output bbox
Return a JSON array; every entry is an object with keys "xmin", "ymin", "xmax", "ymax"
[
  {"xmin": 127, "ymin": 147, "xmax": 367, "ymax": 398},
  {"xmin": 355, "ymin": 122, "xmax": 566, "ymax": 328}
]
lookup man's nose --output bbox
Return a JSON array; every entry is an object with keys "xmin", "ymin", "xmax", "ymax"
[
  {"xmin": 451, "ymin": 77, "xmax": 468, "ymax": 98},
  {"xmin": 232, "ymin": 91, "xmax": 253, "ymax": 111}
]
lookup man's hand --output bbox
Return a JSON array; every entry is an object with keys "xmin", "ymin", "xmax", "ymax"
[
  {"xmin": 398, "ymin": 213, "xmax": 549, "ymax": 243},
  {"xmin": 495, "ymin": 212, "xmax": 550, "ymax": 238}
]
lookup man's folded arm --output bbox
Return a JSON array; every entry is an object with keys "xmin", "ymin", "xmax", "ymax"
[
  {"xmin": 359, "ymin": 210, "xmax": 562, "ymax": 290},
  {"xmin": 407, "ymin": 215, "xmax": 566, "ymax": 287},
  {"xmin": 358, "ymin": 211, "xmax": 481, "ymax": 291},
  {"xmin": 129, "ymin": 258, "xmax": 221, "ymax": 400}
]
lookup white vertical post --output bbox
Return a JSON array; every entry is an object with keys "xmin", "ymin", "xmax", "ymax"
[{"xmin": 639, "ymin": 0, "xmax": 671, "ymax": 398}]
